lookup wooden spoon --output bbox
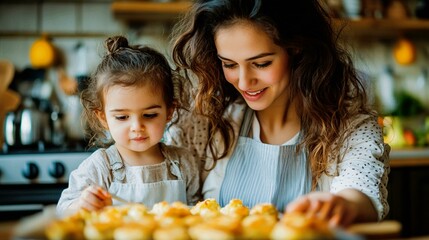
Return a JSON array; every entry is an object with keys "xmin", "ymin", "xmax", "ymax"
[
  {"xmin": 0, "ymin": 90, "xmax": 21, "ymax": 113},
  {"xmin": 0, "ymin": 60, "xmax": 14, "ymax": 94}
]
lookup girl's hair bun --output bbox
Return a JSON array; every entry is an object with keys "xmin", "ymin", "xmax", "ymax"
[{"xmin": 105, "ymin": 35, "xmax": 129, "ymax": 54}]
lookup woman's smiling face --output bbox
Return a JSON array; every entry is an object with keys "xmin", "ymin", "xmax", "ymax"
[{"xmin": 214, "ymin": 21, "xmax": 291, "ymax": 111}]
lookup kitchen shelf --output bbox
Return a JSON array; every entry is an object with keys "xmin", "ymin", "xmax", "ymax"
[
  {"xmin": 111, "ymin": 1, "xmax": 191, "ymax": 22},
  {"xmin": 334, "ymin": 18, "xmax": 429, "ymax": 38},
  {"xmin": 0, "ymin": 32, "xmax": 109, "ymax": 38},
  {"xmin": 111, "ymin": 1, "xmax": 429, "ymax": 37},
  {"xmin": 390, "ymin": 148, "xmax": 429, "ymax": 167}
]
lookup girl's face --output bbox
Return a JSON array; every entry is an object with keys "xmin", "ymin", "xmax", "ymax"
[
  {"xmin": 98, "ymin": 84, "xmax": 172, "ymax": 158},
  {"xmin": 214, "ymin": 22, "xmax": 291, "ymax": 112}
]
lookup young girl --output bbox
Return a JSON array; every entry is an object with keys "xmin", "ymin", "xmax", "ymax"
[
  {"xmin": 56, "ymin": 36, "xmax": 200, "ymax": 216},
  {"xmin": 167, "ymin": 0, "xmax": 390, "ymax": 227}
]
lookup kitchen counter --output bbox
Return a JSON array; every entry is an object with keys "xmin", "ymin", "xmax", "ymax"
[
  {"xmin": 1, "ymin": 149, "xmax": 427, "ymax": 239},
  {"xmin": 0, "ymin": 205, "xmax": 56, "ymax": 239},
  {"xmin": 390, "ymin": 148, "xmax": 429, "ymax": 167},
  {"xmin": 0, "ymin": 221, "xmax": 15, "ymax": 239},
  {"xmin": 387, "ymin": 150, "xmax": 429, "ymax": 237}
]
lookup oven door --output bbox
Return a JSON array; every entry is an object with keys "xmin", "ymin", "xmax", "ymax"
[{"xmin": 0, "ymin": 183, "xmax": 67, "ymax": 221}]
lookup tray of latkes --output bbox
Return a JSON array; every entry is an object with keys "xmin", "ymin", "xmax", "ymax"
[{"xmin": 15, "ymin": 198, "xmax": 362, "ymax": 240}]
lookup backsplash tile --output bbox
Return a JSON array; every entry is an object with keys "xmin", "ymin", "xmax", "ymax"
[
  {"xmin": 0, "ymin": 1, "xmax": 128, "ymax": 70},
  {"xmin": 0, "ymin": 3, "xmax": 38, "ymax": 32},
  {"xmin": 0, "ymin": 37, "xmax": 36, "ymax": 68},
  {"xmin": 81, "ymin": 3, "xmax": 124, "ymax": 33},
  {"xmin": 42, "ymin": 3, "xmax": 77, "ymax": 33}
]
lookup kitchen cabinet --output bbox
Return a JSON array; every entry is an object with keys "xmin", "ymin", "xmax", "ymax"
[{"xmin": 387, "ymin": 150, "xmax": 429, "ymax": 238}]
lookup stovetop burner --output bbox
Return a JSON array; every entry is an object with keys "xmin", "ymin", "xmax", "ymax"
[{"xmin": 0, "ymin": 140, "xmax": 94, "ymax": 185}]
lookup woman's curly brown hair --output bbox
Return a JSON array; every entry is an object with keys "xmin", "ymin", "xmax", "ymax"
[{"xmin": 170, "ymin": 0, "xmax": 375, "ymax": 188}]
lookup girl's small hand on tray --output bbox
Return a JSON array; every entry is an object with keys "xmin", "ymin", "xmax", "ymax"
[{"xmin": 79, "ymin": 184, "xmax": 112, "ymax": 211}]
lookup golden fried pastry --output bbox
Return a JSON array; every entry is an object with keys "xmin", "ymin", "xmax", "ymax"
[
  {"xmin": 96, "ymin": 205, "xmax": 128, "ymax": 223},
  {"xmin": 188, "ymin": 215, "xmax": 242, "ymax": 240},
  {"xmin": 190, "ymin": 198, "xmax": 221, "ymax": 218},
  {"xmin": 270, "ymin": 212, "xmax": 334, "ymax": 240},
  {"xmin": 66, "ymin": 208, "xmax": 92, "ymax": 221},
  {"xmin": 46, "ymin": 199, "xmax": 336, "ymax": 240},
  {"xmin": 189, "ymin": 226, "xmax": 235, "ymax": 240},
  {"xmin": 150, "ymin": 201, "xmax": 170, "ymax": 216},
  {"xmin": 126, "ymin": 203, "xmax": 149, "ymax": 221},
  {"xmin": 45, "ymin": 219, "xmax": 85, "ymax": 240},
  {"xmin": 151, "ymin": 201, "xmax": 190, "ymax": 217},
  {"xmin": 45, "ymin": 209, "xmax": 94, "ymax": 240},
  {"xmin": 155, "ymin": 216, "xmax": 186, "ymax": 228},
  {"xmin": 153, "ymin": 226, "xmax": 190, "ymax": 240},
  {"xmin": 127, "ymin": 215, "xmax": 158, "ymax": 233},
  {"xmin": 220, "ymin": 199, "xmax": 249, "ymax": 219},
  {"xmin": 183, "ymin": 215, "xmax": 204, "ymax": 227},
  {"xmin": 249, "ymin": 202, "xmax": 278, "ymax": 219},
  {"xmin": 113, "ymin": 222, "xmax": 152, "ymax": 240},
  {"xmin": 83, "ymin": 221, "xmax": 121, "ymax": 240},
  {"xmin": 241, "ymin": 214, "xmax": 277, "ymax": 239},
  {"xmin": 164, "ymin": 202, "xmax": 191, "ymax": 218}
]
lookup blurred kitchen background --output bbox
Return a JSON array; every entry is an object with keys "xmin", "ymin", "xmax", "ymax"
[{"xmin": 0, "ymin": 0, "xmax": 429, "ymax": 238}]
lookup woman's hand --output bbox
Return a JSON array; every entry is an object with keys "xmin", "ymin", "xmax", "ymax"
[
  {"xmin": 77, "ymin": 185, "xmax": 112, "ymax": 211},
  {"xmin": 285, "ymin": 191, "xmax": 359, "ymax": 227}
]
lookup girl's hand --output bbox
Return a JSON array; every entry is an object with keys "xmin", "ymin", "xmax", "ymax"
[
  {"xmin": 78, "ymin": 185, "xmax": 112, "ymax": 211},
  {"xmin": 285, "ymin": 191, "xmax": 358, "ymax": 228}
]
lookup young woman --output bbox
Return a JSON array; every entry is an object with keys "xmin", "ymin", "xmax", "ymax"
[
  {"xmin": 166, "ymin": 0, "xmax": 390, "ymax": 227},
  {"xmin": 57, "ymin": 36, "xmax": 200, "ymax": 216}
]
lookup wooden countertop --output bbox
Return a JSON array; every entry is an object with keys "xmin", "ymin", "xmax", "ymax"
[
  {"xmin": 390, "ymin": 148, "xmax": 429, "ymax": 168},
  {"xmin": 1, "ymin": 219, "xmax": 403, "ymax": 240},
  {"xmin": 0, "ymin": 221, "xmax": 15, "ymax": 240}
]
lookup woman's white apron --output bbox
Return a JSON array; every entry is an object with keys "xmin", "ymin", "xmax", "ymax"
[{"xmin": 219, "ymin": 108, "xmax": 311, "ymax": 211}]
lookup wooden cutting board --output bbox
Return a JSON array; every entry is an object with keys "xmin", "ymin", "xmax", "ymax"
[{"xmin": 347, "ymin": 220, "xmax": 402, "ymax": 239}]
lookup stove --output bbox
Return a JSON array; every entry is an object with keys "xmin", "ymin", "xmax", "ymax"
[
  {"xmin": 0, "ymin": 144, "xmax": 94, "ymax": 220},
  {"xmin": 0, "ymin": 151, "xmax": 92, "ymax": 184}
]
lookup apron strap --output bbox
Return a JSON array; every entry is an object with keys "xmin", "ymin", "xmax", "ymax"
[
  {"xmin": 104, "ymin": 145, "xmax": 126, "ymax": 182},
  {"xmin": 239, "ymin": 107, "xmax": 254, "ymax": 137},
  {"xmin": 160, "ymin": 143, "xmax": 184, "ymax": 180}
]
